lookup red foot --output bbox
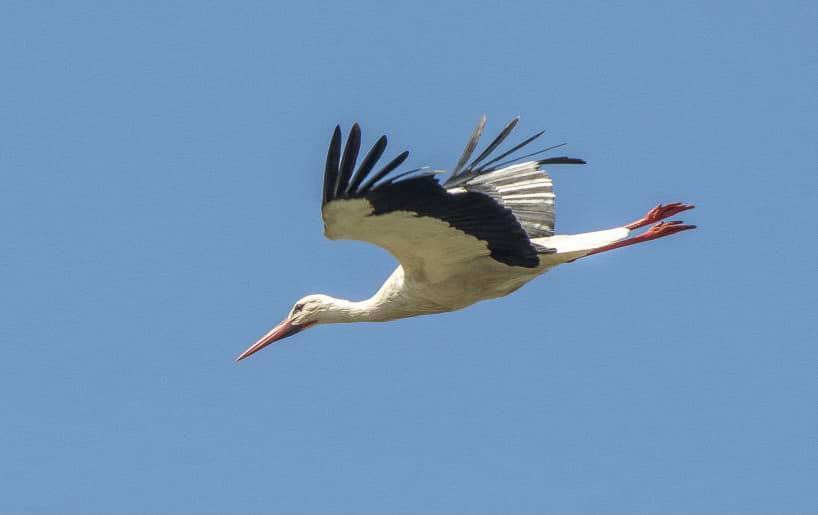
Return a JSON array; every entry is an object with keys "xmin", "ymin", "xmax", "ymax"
[
  {"xmin": 626, "ymin": 202, "xmax": 695, "ymax": 230},
  {"xmin": 584, "ymin": 220, "xmax": 696, "ymax": 257}
]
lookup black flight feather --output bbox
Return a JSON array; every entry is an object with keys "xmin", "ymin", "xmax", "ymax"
[
  {"xmin": 357, "ymin": 150, "xmax": 409, "ymax": 194},
  {"xmin": 472, "ymin": 130, "xmax": 546, "ymax": 173},
  {"xmin": 483, "ymin": 143, "xmax": 568, "ymax": 171},
  {"xmin": 466, "ymin": 116, "xmax": 519, "ymax": 171},
  {"xmin": 378, "ymin": 167, "xmax": 444, "ymax": 187},
  {"xmin": 452, "ymin": 115, "xmax": 486, "ymax": 177},
  {"xmin": 536, "ymin": 157, "xmax": 587, "ymax": 165},
  {"xmin": 335, "ymin": 123, "xmax": 361, "ymax": 197},
  {"xmin": 346, "ymin": 135, "xmax": 387, "ymax": 195},
  {"xmin": 323, "ymin": 125, "xmax": 342, "ymax": 205}
]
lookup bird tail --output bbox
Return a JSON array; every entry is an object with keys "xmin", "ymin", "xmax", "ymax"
[{"xmin": 532, "ymin": 227, "xmax": 630, "ymax": 261}]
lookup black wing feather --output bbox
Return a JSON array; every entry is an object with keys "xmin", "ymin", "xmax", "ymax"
[
  {"xmin": 323, "ymin": 125, "xmax": 342, "ymax": 205},
  {"xmin": 346, "ymin": 135, "xmax": 387, "ymax": 194},
  {"xmin": 445, "ymin": 118, "xmax": 586, "ymax": 188},
  {"xmin": 452, "ymin": 115, "xmax": 486, "ymax": 177},
  {"xmin": 466, "ymin": 116, "xmax": 519, "ymax": 171},
  {"xmin": 471, "ymin": 130, "xmax": 545, "ymax": 173},
  {"xmin": 335, "ymin": 123, "xmax": 361, "ymax": 197},
  {"xmin": 536, "ymin": 157, "xmax": 587, "ymax": 165},
  {"xmin": 377, "ymin": 167, "xmax": 438, "ymax": 186},
  {"xmin": 356, "ymin": 151, "xmax": 409, "ymax": 194}
]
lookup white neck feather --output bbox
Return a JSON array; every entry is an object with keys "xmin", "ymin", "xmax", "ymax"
[
  {"xmin": 318, "ymin": 297, "xmax": 384, "ymax": 324},
  {"xmin": 310, "ymin": 267, "xmax": 444, "ymax": 325}
]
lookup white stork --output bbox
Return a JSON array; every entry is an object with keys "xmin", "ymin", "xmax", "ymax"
[{"xmin": 237, "ymin": 116, "xmax": 695, "ymax": 361}]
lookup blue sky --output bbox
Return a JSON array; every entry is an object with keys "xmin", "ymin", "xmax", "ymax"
[{"xmin": 1, "ymin": 1, "xmax": 816, "ymax": 513}]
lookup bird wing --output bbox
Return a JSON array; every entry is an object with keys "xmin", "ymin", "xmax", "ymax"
[
  {"xmin": 322, "ymin": 123, "xmax": 542, "ymax": 284},
  {"xmin": 444, "ymin": 117, "xmax": 586, "ymax": 238}
]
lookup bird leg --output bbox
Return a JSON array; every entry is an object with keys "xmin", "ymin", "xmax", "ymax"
[
  {"xmin": 625, "ymin": 202, "xmax": 695, "ymax": 230},
  {"xmin": 582, "ymin": 220, "xmax": 696, "ymax": 257}
]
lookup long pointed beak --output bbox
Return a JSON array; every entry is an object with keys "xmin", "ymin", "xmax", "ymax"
[{"xmin": 236, "ymin": 319, "xmax": 307, "ymax": 362}]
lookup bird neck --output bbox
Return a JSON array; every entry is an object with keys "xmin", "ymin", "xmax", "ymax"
[
  {"xmin": 319, "ymin": 297, "xmax": 385, "ymax": 324},
  {"xmin": 318, "ymin": 268, "xmax": 424, "ymax": 324},
  {"xmin": 319, "ymin": 292, "xmax": 418, "ymax": 324}
]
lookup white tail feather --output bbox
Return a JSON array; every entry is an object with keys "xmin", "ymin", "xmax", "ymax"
[{"xmin": 534, "ymin": 227, "xmax": 629, "ymax": 255}]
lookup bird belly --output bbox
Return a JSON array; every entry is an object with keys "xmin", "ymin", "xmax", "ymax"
[{"xmin": 408, "ymin": 257, "xmax": 543, "ymax": 312}]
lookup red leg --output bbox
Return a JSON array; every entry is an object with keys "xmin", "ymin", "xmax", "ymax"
[
  {"xmin": 583, "ymin": 220, "xmax": 696, "ymax": 257},
  {"xmin": 626, "ymin": 202, "xmax": 695, "ymax": 230}
]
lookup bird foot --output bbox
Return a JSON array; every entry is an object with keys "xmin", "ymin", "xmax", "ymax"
[
  {"xmin": 582, "ymin": 219, "xmax": 696, "ymax": 258},
  {"xmin": 643, "ymin": 220, "xmax": 697, "ymax": 239},
  {"xmin": 626, "ymin": 202, "xmax": 695, "ymax": 230}
]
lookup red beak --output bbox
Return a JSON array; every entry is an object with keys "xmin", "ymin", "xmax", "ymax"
[{"xmin": 235, "ymin": 319, "xmax": 308, "ymax": 362}]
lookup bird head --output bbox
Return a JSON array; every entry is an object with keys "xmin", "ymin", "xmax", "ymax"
[{"xmin": 235, "ymin": 294, "xmax": 335, "ymax": 361}]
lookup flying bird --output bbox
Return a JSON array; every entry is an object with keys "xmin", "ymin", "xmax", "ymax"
[{"xmin": 236, "ymin": 116, "xmax": 695, "ymax": 361}]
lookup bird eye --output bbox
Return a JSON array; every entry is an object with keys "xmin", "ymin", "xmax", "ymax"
[{"xmin": 293, "ymin": 303, "xmax": 304, "ymax": 314}]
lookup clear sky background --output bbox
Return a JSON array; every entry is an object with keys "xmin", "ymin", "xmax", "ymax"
[{"xmin": 1, "ymin": 1, "xmax": 816, "ymax": 513}]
